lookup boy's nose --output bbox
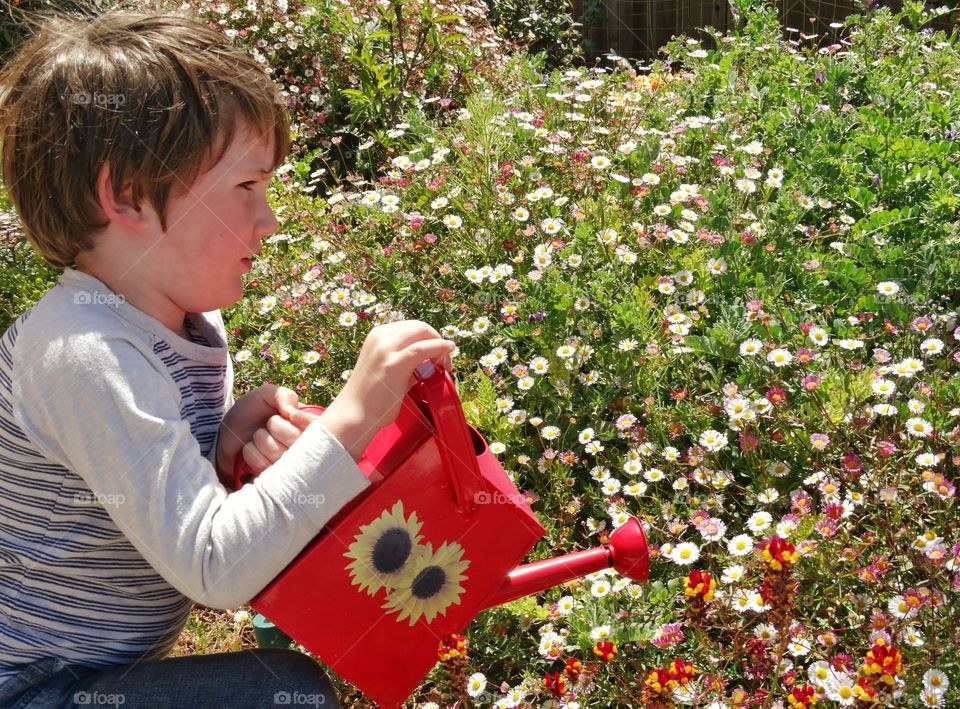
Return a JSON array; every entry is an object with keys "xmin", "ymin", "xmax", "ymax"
[{"xmin": 254, "ymin": 199, "xmax": 279, "ymax": 241}]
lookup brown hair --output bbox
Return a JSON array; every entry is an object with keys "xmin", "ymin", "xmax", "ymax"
[{"xmin": 0, "ymin": 11, "xmax": 290, "ymax": 268}]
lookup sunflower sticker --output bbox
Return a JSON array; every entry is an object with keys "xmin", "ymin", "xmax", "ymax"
[
  {"xmin": 381, "ymin": 541, "xmax": 470, "ymax": 626},
  {"xmin": 345, "ymin": 501, "xmax": 424, "ymax": 595},
  {"xmin": 344, "ymin": 501, "xmax": 470, "ymax": 625}
]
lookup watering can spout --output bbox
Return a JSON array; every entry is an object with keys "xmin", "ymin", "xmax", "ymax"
[{"xmin": 480, "ymin": 517, "xmax": 649, "ymax": 611}]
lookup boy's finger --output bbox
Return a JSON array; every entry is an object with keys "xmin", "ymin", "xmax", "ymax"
[
  {"xmin": 242, "ymin": 441, "xmax": 271, "ymax": 474},
  {"xmin": 265, "ymin": 414, "xmax": 303, "ymax": 448},
  {"xmin": 399, "ymin": 339, "xmax": 456, "ymax": 368},
  {"xmin": 379, "ymin": 320, "xmax": 445, "ymax": 351},
  {"xmin": 253, "ymin": 427, "xmax": 287, "ymax": 463}
]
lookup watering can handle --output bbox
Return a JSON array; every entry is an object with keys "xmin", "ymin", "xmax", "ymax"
[{"xmin": 412, "ymin": 361, "xmax": 486, "ymax": 512}]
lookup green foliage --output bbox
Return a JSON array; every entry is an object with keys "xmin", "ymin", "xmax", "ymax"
[
  {"xmin": 486, "ymin": 0, "xmax": 582, "ymax": 69},
  {"xmin": 0, "ymin": 0, "xmax": 109, "ymax": 62},
  {"xmin": 186, "ymin": 0, "xmax": 510, "ymax": 182},
  {"xmin": 0, "ymin": 238, "xmax": 58, "ymax": 331},
  {"xmin": 3, "ymin": 1, "xmax": 960, "ymax": 705}
]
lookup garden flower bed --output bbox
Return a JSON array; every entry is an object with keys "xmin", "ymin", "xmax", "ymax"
[
  {"xmin": 225, "ymin": 3, "xmax": 959, "ymax": 706},
  {"xmin": 0, "ymin": 0, "xmax": 957, "ymax": 706}
]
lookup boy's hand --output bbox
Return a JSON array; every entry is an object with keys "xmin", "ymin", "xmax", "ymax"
[
  {"xmin": 240, "ymin": 411, "xmax": 312, "ymax": 474},
  {"xmin": 290, "ymin": 320, "xmax": 455, "ymax": 462},
  {"xmin": 215, "ymin": 383, "xmax": 303, "ymax": 483}
]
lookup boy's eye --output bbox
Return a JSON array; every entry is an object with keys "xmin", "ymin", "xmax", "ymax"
[{"xmin": 239, "ymin": 181, "xmax": 257, "ymax": 191}]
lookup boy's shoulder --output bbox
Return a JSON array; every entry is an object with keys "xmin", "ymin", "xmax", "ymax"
[
  {"xmin": 10, "ymin": 269, "xmax": 156, "ymax": 358},
  {"xmin": 7, "ymin": 269, "xmax": 229, "ymax": 383}
]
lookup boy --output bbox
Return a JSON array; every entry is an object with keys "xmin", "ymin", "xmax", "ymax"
[{"xmin": 0, "ymin": 11, "xmax": 453, "ymax": 708}]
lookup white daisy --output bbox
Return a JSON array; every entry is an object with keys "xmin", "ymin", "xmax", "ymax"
[
  {"xmin": 727, "ymin": 534, "xmax": 755, "ymax": 556},
  {"xmin": 670, "ymin": 542, "xmax": 700, "ymax": 566}
]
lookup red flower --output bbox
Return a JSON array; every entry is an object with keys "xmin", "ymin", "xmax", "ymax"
[
  {"xmin": 643, "ymin": 658, "xmax": 696, "ymax": 696},
  {"xmin": 684, "ymin": 569, "xmax": 716, "ymax": 603},
  {"xmin": 437, "ymin": 633, "xmax": 468, "ymax": 662},
  {"xmin": 762, "ymin": 535, "xmax": 800, "ymax": 571},
  {"xmin": 593, "ymin": 641, "xmax": 617, "ymax": 662},
  {"xmin": 543, "ymin": 671, "xmax": 567, "ymax": 697},
  {"xmin": 786, "ymin": 683, "xmax": 818, "ymax": 706},
  {"xmin": 861, "ymin": 639, "xmax": 902, "ymax": 683},
  {"xmin": 564, "ymin": 657, "xmax": 584, "ymax": 678}
]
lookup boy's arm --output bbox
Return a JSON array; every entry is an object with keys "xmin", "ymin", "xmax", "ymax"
[{"xmin": 14, "ymin": 333, "xmax": 370, "ymax": 609}]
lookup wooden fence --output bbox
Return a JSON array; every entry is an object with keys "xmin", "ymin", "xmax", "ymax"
[{"xmin": 573, "ymin": 0, "xmax": 957, "ymax": 62}]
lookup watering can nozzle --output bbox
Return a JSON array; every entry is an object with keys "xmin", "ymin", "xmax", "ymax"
[
  {"xmin": 608, "ymin": 516, "xmax": 650, "ymax": 582},
  {"xmin": 480, "ymin": 516, "xmax": 649, "ymax": 610}
]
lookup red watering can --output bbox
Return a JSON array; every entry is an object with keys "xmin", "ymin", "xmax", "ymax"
[{"xmin": 235, "ymin": 362, "xmax": 649, "ymax": 709}]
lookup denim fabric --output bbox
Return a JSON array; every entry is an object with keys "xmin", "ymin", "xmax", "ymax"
[{"xmin": 0, "ymin": 650, "xmax": 339, "ymax": 708}]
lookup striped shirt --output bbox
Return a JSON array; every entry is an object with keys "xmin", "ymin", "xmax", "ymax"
[{"xmin": 0, "ymin": 269, "xmax": 369, "ymax": 690}]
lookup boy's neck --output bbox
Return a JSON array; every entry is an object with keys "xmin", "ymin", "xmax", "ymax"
[{"xmin": 73, "ymin": 260, "xmax": 189, "ymax": 339}]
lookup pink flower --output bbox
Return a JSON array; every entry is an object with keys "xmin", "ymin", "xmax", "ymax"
[
  {"xmin": 814, "ymin": 517, "xmax": 837, "ymax": 537},
  {"xmin": 876, "ymin": 440, "xmax": 897, "ymax": 457},
  {"xmin": 796, "ymin": 347, "xmax": 815, "ymax": 364},
  {"xmin": 823, "ymin": 503, "xmax": 846, "ymax": 520},
  {"xmin": 791, "ymin": 490, "xmax": 813, "ymax": 516},
  {"xmin": 766, "ymin": 387, "xmax": 786, "ymax": 406},
  {"xmin": 652, "ymin": 622, "xmax": 685, "ymax": 648},
  {"xmin": 801, "ymin": 375, "xmax": 821, "ymax": 391},
  {"xmin": 739, "ymin": 432, "xmax": 760, "ymax": 452},
  {"xmin": 841, "ymin": 454, "xmax": 863, "ymax": 474},
  {"xmin": 810, "ymin": 433, "xmax": 830, "ymax": 451}
]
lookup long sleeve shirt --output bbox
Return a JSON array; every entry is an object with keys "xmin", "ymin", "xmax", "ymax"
[{"xmin": 0, "ymin": 268, "xmax": 369, "ymax": 687}]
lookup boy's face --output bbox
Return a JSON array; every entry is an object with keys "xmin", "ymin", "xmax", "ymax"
[{"xmin": 150, "ymin": 121, "xmax": 279, "ymax": 317}]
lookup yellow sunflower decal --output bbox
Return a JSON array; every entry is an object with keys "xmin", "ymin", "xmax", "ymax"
[
  {"xmin": 344, "ymin": 501, "xmax": 423, "ymax": 596},
  {"xmin": 381, "ymin": 541, "xmax": 470, "ymax": 626}
]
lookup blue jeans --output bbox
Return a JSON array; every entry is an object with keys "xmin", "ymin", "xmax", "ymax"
[{"xmin": 0, "ymin": 650, "xmax": 339, "ymax": 708}]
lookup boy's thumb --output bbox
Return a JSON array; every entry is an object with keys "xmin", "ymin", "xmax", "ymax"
[
  {"xmin": 288, "ymin": 407, "xmax": 320, "ymax": 431},
  {"xmin": 273, "ymin": 386, "xmax": 300, "ymax": 418},
  {"xmin": 403, "ymin": 339, "xmax": 456, "ymax": 369}
]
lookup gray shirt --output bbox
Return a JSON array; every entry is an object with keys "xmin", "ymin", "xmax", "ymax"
[{"xmin": 0, "ymin": 268, "xmax": 369, "ymax": 683}]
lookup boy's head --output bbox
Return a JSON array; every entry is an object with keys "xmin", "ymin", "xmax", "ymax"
[{"xmin": 0, "ymin": 11, "xmax": 290, "ymax": 268}]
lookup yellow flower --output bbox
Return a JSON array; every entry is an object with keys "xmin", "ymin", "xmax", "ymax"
[
  {"xmin": 344, "ymin": 501, "xmax": 424, "ymax": 596},
  {"xmin": 381, "ymin": 541, "xmax": 470, "ymax": 626}
]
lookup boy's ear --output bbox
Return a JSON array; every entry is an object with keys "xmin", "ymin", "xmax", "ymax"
[{"xmin": 96, "ymin": 162, "xmax": 148, "ymax": 230}]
